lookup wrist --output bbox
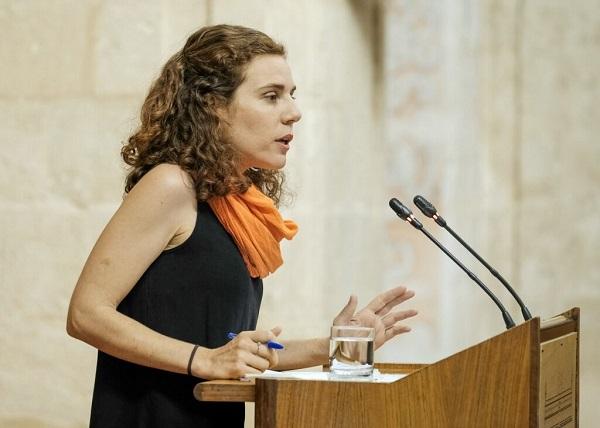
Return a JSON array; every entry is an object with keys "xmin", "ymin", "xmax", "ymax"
[
  {"xmin": 315, "ymin": 337, "xmax": 330, "ymax": 366},
  {"xmin": 189, "ymin": 345, "xmax": 211, "ymax": 378},
  {"xmin": 187, "ymin": 344, "xmax": 200, "ymax": 376}
]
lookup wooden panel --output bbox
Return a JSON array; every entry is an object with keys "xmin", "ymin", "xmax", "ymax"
[
  {"xmin": 540, "ymin": 308, "xmax": 579, "ymax": 343},
  {"xmin": 539, "ymin": 333, "xmax": 578, "ymax": 428},
  {"xmin": 530, "ymin": 318, "xmax": 542, "ymax": 427},
  {"xmin": 539, "ymin": 307, "xmax": 580, "ymax": 427},
  {"xmin": 193, "ymin": 364, "xmax": 428, "ymax": 403},
  {"xmin": 375, "ymin": 362, "xmax": 428, "ymax": 374},
  {"xmin": 256, "ymin": 320, "xmax": 537, "ymax": 428},
  {"xmin": 193, "ymin": 379, "xmax": 255, "ymax": 403}
]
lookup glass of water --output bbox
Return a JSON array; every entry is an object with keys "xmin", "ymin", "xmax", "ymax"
[{"xmin": 329, "ymin": 326, "xmax": 375, "ymax": 378}]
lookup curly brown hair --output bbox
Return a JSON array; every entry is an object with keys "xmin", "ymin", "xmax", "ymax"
[{"xmin": 122, "ymin": 24, "xmax": 287, "ymax": 205}]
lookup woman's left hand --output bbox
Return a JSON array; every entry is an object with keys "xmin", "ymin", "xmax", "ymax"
[{"xmin": 333, "ymin": 286, "xmax": 417, "ymax": 349}]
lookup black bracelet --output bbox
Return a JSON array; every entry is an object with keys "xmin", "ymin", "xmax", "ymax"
[{"xmin": 187, "ymin": 344, "xmax": 200, "ymax": 376}]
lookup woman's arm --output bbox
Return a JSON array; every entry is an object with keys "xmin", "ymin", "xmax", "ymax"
[
  {"xmin": 272, "ymin": 337, "xmax": 329, "ymax": 370},
  {"xmin": 66, "ymin": 164, "xmax": 278, "ymax": 379}
]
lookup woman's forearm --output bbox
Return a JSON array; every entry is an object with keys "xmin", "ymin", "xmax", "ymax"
[
  {"xmin": 67, "ymin": 300, "xmax": 198, "ymax": 376},
  {"xmin": 67, "ymin": 297, "xmax": 281, "ymax": 380},
  {"xmin": 272, "ymin": 337, "xmax": 330, "ymax": 370}
]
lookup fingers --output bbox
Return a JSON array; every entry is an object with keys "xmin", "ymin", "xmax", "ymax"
[
  {"xmin": 381, "ymin": 309, "xmax": 419, "ymax": 328},
  {"xmin": 376, "ymin": 310, "xmax": 418, "ymax": 348},
  {"xmin": 239, "ymin": 341, "xmax": 278, "ymax": 372},
  {"xmin": 219, "ymin": 342, "xmax": 271, "ymax": 376},
  {"xmin": 258, "ymin": 344, "xmax": 279, "ymax": 369},
  {"xmin": 242, "ymin": 328, "xmax": 278, "ymax": 345},
  {"xmin": 368, "ymin": 287, "xmax": 415, "ymax": 317},
  {"xmin": 383, "ymin": 324, "xmax": 412, "ymax": 342},
  {"xmin": 365, "ymin": 286, "xmax": 406, "ymax": 313},
  {"xmin": 244, "ymin": 348, "xmax": 272, "ymax": 372},
  {"xmin": 333, "ymin": 295, "xmax": 358, "ymax": 325},
  {"xmin": 234, "ymin": 328, "xmax": 281, "ymax": 370}
]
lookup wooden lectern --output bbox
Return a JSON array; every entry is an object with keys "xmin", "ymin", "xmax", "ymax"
[{"xmin": 194, "ymin": 308, "xmax": 579, "ymax": 427}]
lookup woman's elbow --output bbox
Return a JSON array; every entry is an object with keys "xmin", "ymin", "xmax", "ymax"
[
  {"xmin": 66, "ymin": 297, "xmax": 114, "ymax": 345},
  {"xmin": 66, "ymin": 299, "xmax": 96, "ymax": 341},
  {"xmin": 66, "ymin": 304, "xmax": 83, "ymax": 339}
]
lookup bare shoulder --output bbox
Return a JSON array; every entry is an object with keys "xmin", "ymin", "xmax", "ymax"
[
  {"xmin": 118, "ymin": 164, "xmax": 197, "ymax": 237},
  {"xmin": 131, "ymin": 164, "xmax": 195, "ymax": 201},
  {"xmin": 125, "ymin": 164, "xmax": 196, "ymax": 211},
  {"xmin": 69, "ymin": 164, "xmax": 199, "ymax": 310}
]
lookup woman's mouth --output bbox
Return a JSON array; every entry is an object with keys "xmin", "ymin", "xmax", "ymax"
[{"xmin": 275, "ymin": 134, "xmax": 293, "ymax": 145}]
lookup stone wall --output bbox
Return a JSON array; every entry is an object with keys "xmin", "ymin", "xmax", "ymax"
[
  {"xmin": 0, "ymin": 1, "xmax": 383, "ymax": 426},
  {"xmin": 0, "ymin": 0, "xmax": 597, "ymax": 426},
  {"xmin": 381, "ymin": 1, "xmax": 600, "ymax": 426},
  {"xmin": 0, "ymin": 1, "xmax": 210, "ymax": 426}
]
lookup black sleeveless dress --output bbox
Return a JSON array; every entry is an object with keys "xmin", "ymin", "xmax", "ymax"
[{"xmin": 89, "ymin": 203, "xmax": 263, "ymax": 427}]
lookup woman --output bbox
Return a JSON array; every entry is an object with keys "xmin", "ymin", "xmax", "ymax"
[{"xmin": 67, "ymin": 24, "xmax": 417, "ymax": 427}]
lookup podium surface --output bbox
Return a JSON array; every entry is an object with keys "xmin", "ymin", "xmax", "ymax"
[{"xmin": 195, "ymin": 308, "xmax": 579, "ymax": 427}]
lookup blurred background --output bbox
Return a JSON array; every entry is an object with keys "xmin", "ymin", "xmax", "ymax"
[{"xmin": 1, "ymin": 0, "xmax": 598, "ymax": 426}]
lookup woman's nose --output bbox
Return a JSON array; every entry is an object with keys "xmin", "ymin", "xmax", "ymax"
[{"xmin": 283, "ymin": 100, "xmax": 302, "ymax": 124}]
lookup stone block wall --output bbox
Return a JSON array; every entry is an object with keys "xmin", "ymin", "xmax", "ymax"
[
  {"xmin": 1, "ymin": 0, "xmax": 598, "ymax": 426},
  {"xmin": 0, "ymin": 1, "xmax": 209, "ymax": 426},
  {"xmin": 381, "ymin": 1, "xmax": 600, "ymax": 426},
  {"xmin": 0, "ymin": 1, "xmax": 383, "ymax": 426}
]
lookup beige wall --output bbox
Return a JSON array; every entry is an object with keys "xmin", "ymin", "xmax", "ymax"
[
  {"xmin": 0, "ymin": 0, "xmax": 597, "ymax": 426},
  {"xmin": 0, "ymin": 1, "xmax": 211, "ymax": 426},
  {"xmin": 380, "ymin": 1, "xmax": 600, "ymax": 426}
]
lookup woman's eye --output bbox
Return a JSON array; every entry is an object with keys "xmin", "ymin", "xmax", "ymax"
[{"xmin": 265, "ymin": 93, "xmax": 278, "ymax": 101}]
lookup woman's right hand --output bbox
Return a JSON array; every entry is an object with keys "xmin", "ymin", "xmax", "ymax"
[{"xmin": 192, "ymin": 327, "xmax": 282, "ymax": 379}]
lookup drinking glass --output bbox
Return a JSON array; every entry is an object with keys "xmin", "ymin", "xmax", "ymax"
[{"xmin": 329, "ymin": 326, "xmax": 375, "ymax": 377}]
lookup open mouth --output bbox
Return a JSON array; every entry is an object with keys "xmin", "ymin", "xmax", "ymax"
[{"xmin": 275, "ymin": 134, "xmax": 293, "ymax": 145}]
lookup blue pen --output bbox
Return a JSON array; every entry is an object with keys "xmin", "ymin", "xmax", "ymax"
[{"xmin": 226, "ymin": 332, "xmax": 284, "ymax": 350}]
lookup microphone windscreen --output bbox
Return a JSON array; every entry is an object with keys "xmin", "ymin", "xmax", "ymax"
[
  {"xmin": 413, "ymin": 195, "xmax": 437, "ymax": 217},
  {"xmin": 389, "ymin": 198, "xmax": 412, "ymax": 220}
]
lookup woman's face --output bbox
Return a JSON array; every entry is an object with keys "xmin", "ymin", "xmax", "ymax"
[{"xmin": 220, "ymin": 54, "xmax": 302, "ymax": 171}]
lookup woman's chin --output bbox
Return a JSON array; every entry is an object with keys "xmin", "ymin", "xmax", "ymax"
[{"xmin": 252, "ymin": 156, "xmax": 287, "ymax": 170}]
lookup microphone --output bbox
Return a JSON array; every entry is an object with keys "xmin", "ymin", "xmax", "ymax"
[
  {"xmin": 413, "ymin": 195, "xmax": 532, "ymax": 321},
  {"xmin": 389, "ymin": 198, "xmax": 516, "ymax": 329}
]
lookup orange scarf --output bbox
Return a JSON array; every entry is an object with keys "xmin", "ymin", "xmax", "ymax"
[{"xmin": 208, "ymin": 185, "xmax": 298, "ymax": 279}]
